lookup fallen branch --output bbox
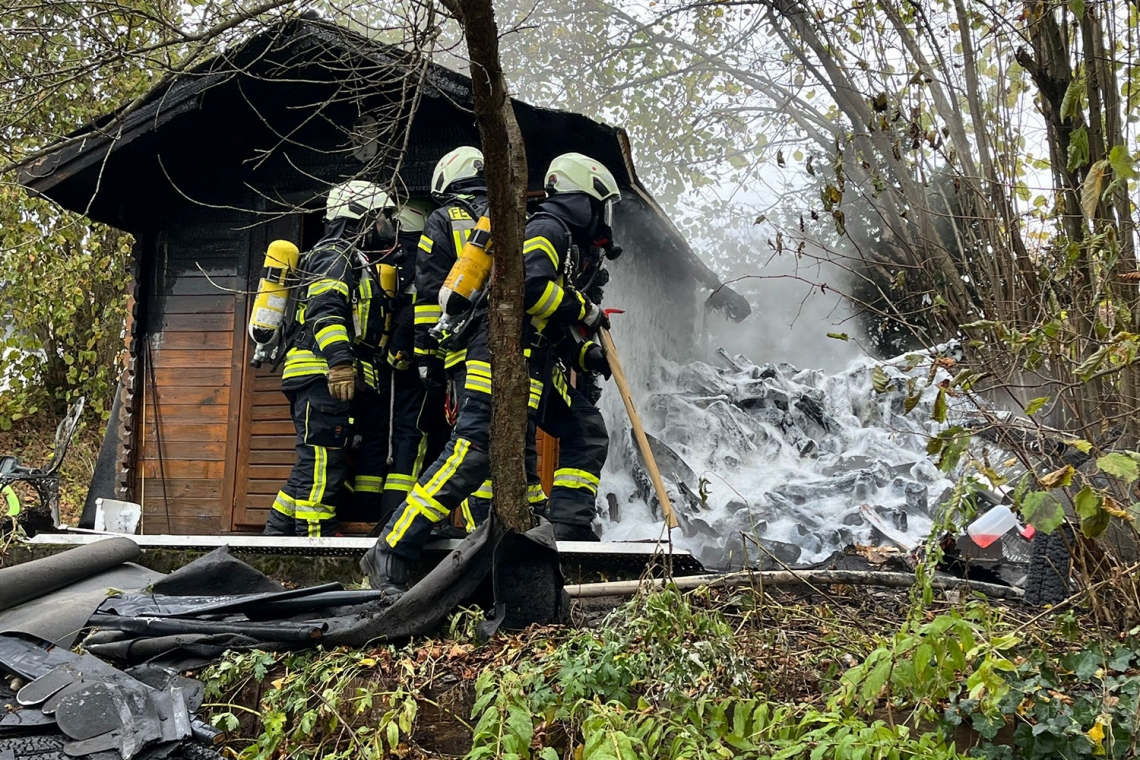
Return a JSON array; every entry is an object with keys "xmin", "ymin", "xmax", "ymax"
[{"xmin": 567, "ymin": 569, "xmax": 1024, "ymax": 600}]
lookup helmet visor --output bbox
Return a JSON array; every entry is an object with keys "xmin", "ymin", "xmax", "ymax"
[{"xmin": 603, "ymin": 198, "xmax": 616, "ymax": 228}]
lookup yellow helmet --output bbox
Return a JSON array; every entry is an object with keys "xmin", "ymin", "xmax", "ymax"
[{"xmin": 431, "ymin": 146, "xmax": 485, "ymax": 197}]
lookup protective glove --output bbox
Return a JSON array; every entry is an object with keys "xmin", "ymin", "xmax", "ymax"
[
  {"xmin": 327, "ymin": 363, "xmax": 356, "ymax": 402},
  {"xmin": 418, "ymin": 357, "xmax": 447, "ymax": 394},
  {"xmin": 580, "ymin": 300, "xmax": 610, "ymax": 333},
  {"xmin": 387, "ymin": 349, "xmax": 412, "ymax": 371},
  {"xmin": 583, "ymin": 344, "xmax": 612, "ymax": 379}
]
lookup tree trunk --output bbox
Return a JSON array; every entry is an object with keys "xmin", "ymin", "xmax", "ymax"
[{"xmin": 440, "ymin": 0, "xmax": 532, "ymax": 532}]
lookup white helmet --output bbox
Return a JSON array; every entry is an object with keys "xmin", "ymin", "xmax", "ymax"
[
  {"xmin": 545, "ymin": 153, "xmax": 621, "ymax": 227},
  {"xmin": 395, "ymin": 198, "xmax": 434, "ymax": 234},
  {"xmin": 432, "ymin": 146, "xmax": 485, "ymax": 197},
  {"xmin": 325, "ymin": 180, "xmax": 391, "ymax": 221},
  {"xmin": 545, "ymin": 153, "xmax": 621, "ymax": 203}
]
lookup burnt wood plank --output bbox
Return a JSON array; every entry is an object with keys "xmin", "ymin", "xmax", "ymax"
[
  {"xmin": 151, "ymin": 331, "xmax": 235, "ymax": 350},
  {"xmin": 156, "ymin": 312, "xmax": 235, "ymax": 332},
  {"xmin": 147, "ymin": 349, "xmax": 232, "ymax": 369}
]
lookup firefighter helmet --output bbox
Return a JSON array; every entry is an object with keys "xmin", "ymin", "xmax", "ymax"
[
  {"xmin": 431, "ymin": 147, "xmax": 485, "ymax": 197},
  {"xmin": 545, "ymin": 153, "xmax": 621, "ymax": 203},
  {"xmin": 325, "ymin": 180, "xmax": 391, "ymax": 221},
  {"xmin": 395, "ymin": 199, "xmax": 435, "ymax": 234}
]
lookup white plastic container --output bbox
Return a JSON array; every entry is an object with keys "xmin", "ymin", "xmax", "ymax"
[{"xmin": 967, "ymin": 504, "xmax": 1017, "ymax": 548}]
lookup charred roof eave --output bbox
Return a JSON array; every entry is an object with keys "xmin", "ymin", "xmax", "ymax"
[{"xmin": 15, "ymin": 15, "xmax": 749, "ymax": 323}]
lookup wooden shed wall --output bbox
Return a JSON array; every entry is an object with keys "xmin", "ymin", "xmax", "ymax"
[{"xmin": 133, "ymin": 206, "xmax": 252, "ymax": 533}]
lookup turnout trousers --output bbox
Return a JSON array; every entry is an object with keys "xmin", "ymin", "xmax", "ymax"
[
  {"xmin": 369, "ymin": 348, "xmax": 545, "ymax": 562},
  {"xmin": 377, "ymin": 365, "xmax": 443, "ymax": 528},
  {"xmin": 537, "ymin": 369, "xmax": 609, "ymax": 540},
  {"xmin": 264, "ymin": 380, "xmax": 354, "ymax": 537}
]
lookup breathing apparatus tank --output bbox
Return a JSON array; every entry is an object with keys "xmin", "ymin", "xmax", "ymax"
[
  {"xmin": 439, "ymin": 215, "xmax": 492, "ymax": 318},
  {"xmin": 248, "ymin": 239, "xmax": 301, "ymax": 366}
]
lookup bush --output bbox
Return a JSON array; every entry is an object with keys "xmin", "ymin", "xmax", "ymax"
[{"xmin": 0, "ymin": 186, "xmax": 131, "ymax": 429}]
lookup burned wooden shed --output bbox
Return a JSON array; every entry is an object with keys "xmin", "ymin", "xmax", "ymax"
[{"xmin": 19, "ymin": 16, "xmax": 749, "ymax": 535}]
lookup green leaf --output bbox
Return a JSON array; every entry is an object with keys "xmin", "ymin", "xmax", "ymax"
[
  {"xmin": 932, "ymin": 387, "xmax": 948, "ymax": 423},
  {"xmin": 827, "ymin": 332, "xmax": 849, "ymax": 341},
  {"xmin": 1097, "ymin": 452, "xmax": 1139, "ymax": 484},
  {"xmin": 1061, "ymin": 73, "xmax": 1086, "ymax": 122},
  {"xmin": 871, "ymin": 366, "xmax": 890, "ymax": 393},
  {"xmin": 1074, "ymin": 486, "xmax": 1102, "ymax": 520},
  {"xmin": 1067, "ymin": 126, "xmax": 1090, "ymax": 171},
  {"xmin": 1025, "ymin": 396, "xmax": 1049, "ymax": 416},
  {"xmin": 1022, "ymin": 491, "xmax": 1065, "ymax": 534},
  {"xmin": 1065, "ymin": 438, "xmax": 1093, "ymax": 454},
  {"xmin": 1109, "ymin": 144, "xmax": 1137, "ymax": 180},
  {"xmin": 1069, "ymin": 0, "xmax": 1085, "ymax": 16}
]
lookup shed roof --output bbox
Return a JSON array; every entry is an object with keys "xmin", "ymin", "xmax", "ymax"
[{"xmin": 18, "ymin": 15, "xmax": 748, "ymax": 321}]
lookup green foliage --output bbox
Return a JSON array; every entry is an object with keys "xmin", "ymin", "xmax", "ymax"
[
  {"xmin": 949, "ymin": 639, "xmax": 1140, "ymax": 759},
  {"xmin": 465, "ymin": 588, "xmax": 966, "ymax": 759},
  {"xmin": 205, "ymin": 648, "xmax": 419, "ymax": 760},
  {"xmin": 0, "ymin": 188, "xmax": 132, "ymax": 428}
]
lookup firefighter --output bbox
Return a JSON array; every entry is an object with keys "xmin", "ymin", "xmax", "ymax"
[
  {"xmin": 361, "ymin": 153, "xmax": 620, "ymax": 596},
  {"xmin": 375, "ymin": 198, "xmax": 444, "ymax": 527},
  {"xmin": 263, "ymin": 180, "xmax": 396, "ymax": 538}
]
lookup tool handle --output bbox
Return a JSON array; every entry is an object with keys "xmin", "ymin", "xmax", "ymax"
[{"xmin": 599, "ymin": 328, "xmax": 679, "ymax": 529}]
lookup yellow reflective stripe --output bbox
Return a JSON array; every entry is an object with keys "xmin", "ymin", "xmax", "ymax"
[
  {"xmin": 528, "ymin": 378, "xmax": 543, "ymax": 409},
  {"xmin": 272, "ymin": 492, "xmax": 296, "ymax": 517},
  {"xmin": 309, "ymin": 279, "xmax": 350, "ymax": 298},
  {"xmin": 414, "ymin": 346, "xmax": 439, "ymax": 357},
  {"xmin": 422, "ymin": 438, "xmax": 471, "ymax": 500},
  {"xmin": 295, "ymin": 503, "xmax": 336, "ymax": 520},
  {"xmin": 461, "ymin": 500, "xmax": 476, "ymax": 532},
  {"xmin": 473, "ymin": 480, "xmax": 494, "ymax": 500},
  {"xmin": 315, "ymin": 324, "xmax": 350, "ymax": 350},
  {"xmin": 408, "ymin": 487, "xmax": 451, "ymax": 519},
  {"xmin": 578, "ymin": 341, "xmax": 592, "ymax": 370},
  {"xmin": 453, "ymin": 228, "xmax": 471, "ymax": 259},
  {"xmin": 444, "ymin": 349, "xmax": 467, "ymax": 368},
  {"xmin": 466, "ymin": 375, "xmax": 492, "ymax": 395},
  {"xmin": 411, "ymin": 429, "xmax": 429, "ymax": 480},
  {"xmin": 528, "ymin": 280, "xmax": 564, "ymax": 319},
  {"xmin": 385, "ymin": 501, "xmax": 443, "ymax": 547},
  {"xmin": 355, "ymin": 475, "xmax": 385, "ymax": 494},
  {"xmin": 467, "ymin": 360, "xmax": 491, "ymax": 373},
  {"xmin": 524, "ymin": 236, "xmax": 559, "ymax": 270},
  {"xmin": 528, "ymin": 483, "xmax": 548, "ymax": 504},
  {"xmin": 553, "ymin": 468, "xmax": 601, "ymax": 493},
  {"xmin": 383, "ymin": 473, "xmax": 416, "ymax": 492},
  {"xmin": 307, "ymin": 446, "xmax": 328, "ymax": 507},
  {"xmin": 414, "ymin": 303, "xmax": 442, "ymax": 325},
  {"xmin": 418, "ymin": 235, "xmax": 433, "ymax": 254}
]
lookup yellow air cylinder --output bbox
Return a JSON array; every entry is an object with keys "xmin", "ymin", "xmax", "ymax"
[
  {"xmin": 248, "ymin": 239, "xmax": 300, "ymax": 345},
  {"xmin": 439, "ymin": 216, "xmax": 492, "ymax": 317}
]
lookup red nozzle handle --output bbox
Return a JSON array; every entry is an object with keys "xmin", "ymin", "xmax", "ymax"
[{"xmin": 604, "ymin": 308, "xmax": 625, "ymax": 317}]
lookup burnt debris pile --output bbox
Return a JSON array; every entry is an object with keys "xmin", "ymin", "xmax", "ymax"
[{"xmin": 601, "ymin": 345, "xmax": 970, "ymax": 570}]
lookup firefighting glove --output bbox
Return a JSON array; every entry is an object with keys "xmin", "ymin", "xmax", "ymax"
[
  {"xmin": 583, "ymin": 344, "xmax": 611, "ymax": 379},
  {"xmin": 580, "ymin": 300, "xmax": 610, "ymax": 333},
  {"xmin": 388, "ymin": 349, "xmax": 412, "ymax": 371},
  {"xmin": 327, "ymin": 363, "xmax": 356, "ymax": 402},
  {"xmin": 418, "ymin": 357, "xmax": 447, "ymax": 394}
]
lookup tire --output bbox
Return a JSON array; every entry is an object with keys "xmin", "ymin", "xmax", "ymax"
[
  {"xmin": 1024, "ymin": 526, "xmax": 1072, "ymax": 607},
  {"xmin": 0, "ymin": 733, "xmax": 69, "ymax": 760}
]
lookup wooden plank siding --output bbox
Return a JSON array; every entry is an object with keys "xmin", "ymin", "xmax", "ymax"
[{"xmin": 133, "ymin": 211, "xmax": 252, "ymax": 534}]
